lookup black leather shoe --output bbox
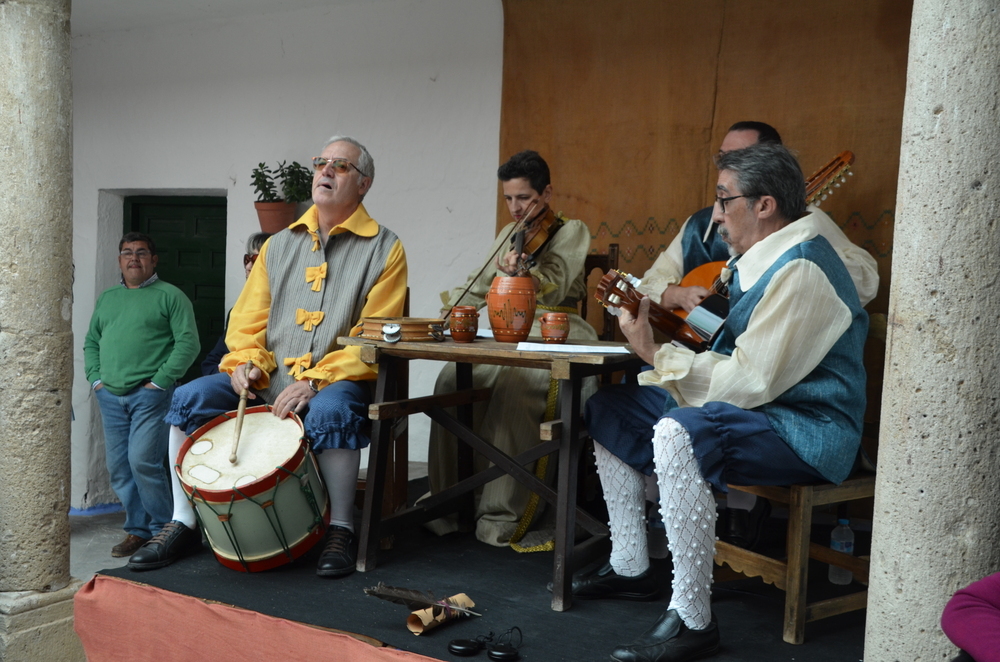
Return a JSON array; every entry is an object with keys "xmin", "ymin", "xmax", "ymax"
[
  {"xmin": 724, "ymin": 498, "xmax": 771, "ymax": 550},
  {"xmin": 563, "ymin": 560, "xmax": 659, "ymax": 601},
  {"xmin": 611, "ymin": 609, "xmax": 720, "ymax": 662},
  {"xmin": 316, "ymin": 525, "xmax": 356, "ymax": 578},
  {"xmin": 127, "ymin": 521, "xmax": 200, "ymax": 571}
]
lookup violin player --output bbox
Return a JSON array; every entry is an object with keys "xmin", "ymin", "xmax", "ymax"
[{"xmin": 426, "ymin": 150, "xmax": 599, "ymax": 548}]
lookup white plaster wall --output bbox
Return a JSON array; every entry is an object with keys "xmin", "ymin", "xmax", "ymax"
[{"xmin": 70, "ymin": 0, "xmax": 504, "ymax": 509}]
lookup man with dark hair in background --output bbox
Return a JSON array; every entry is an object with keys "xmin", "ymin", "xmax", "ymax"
[
  {"xmin": 426, "ymin": 150, "xmax": 598, "ymax": 548},
  {"xmin": 84, "ymin": 232, "xmax": 200, "ymax": 559}
]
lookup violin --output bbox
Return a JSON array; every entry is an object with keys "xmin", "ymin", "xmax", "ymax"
[{"xmin": 511, "ymin": 207, "xmax": 561, "ymax": 275}]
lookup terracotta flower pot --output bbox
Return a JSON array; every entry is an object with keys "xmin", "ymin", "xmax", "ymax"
[
  {"xmin": 254, "ymin": 201, "xmax": 298, "ymax": 233},
  {"xmin": 540, "ymin": 312, "xmax": 570, "ymax": 343},
  {"xmin": 485, "ymin": 276, "xmax": 536, "ymax": 343},
  {"xmin": 449, "ymin": 305, "xmax": 479, "ymax": 343}
]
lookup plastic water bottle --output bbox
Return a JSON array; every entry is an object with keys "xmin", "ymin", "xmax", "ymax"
[{"xmin": 828, "ymin": 518, "xmax": 854, "ymax": 585}]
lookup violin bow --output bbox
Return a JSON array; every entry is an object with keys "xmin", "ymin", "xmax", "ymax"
[{"xmin": 444, "ymin": 201, "xmax": 538, "ymax": 322}]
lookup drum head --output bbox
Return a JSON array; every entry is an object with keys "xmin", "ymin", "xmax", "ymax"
[{"xmin": 180, "ymin": 409, "xmax": 303, "ymax": 491}]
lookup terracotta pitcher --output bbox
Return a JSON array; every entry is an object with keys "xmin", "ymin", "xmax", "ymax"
[{"xmin": 485, "ymin": 276, "xmax": 536, "ymax": 343}]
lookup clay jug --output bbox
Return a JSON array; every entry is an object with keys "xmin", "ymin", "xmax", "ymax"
[
  {"xmin": 449, "ymin": 305, "xmax": 479, "ymax": 343},
  {"xmin": 485, "ymin": 276, "xmax": 536, "ymax": 343},
  {"xmin": 540, "ymin": 312, "xmax": 570, "ymax": 343}
]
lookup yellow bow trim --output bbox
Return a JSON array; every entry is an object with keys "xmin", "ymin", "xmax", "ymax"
[
  {"xmin": 305, "ymin": 263, "xmax": 327, "ymax": 292},
  {"xmin": 307, "ymin": 228, "xmax": 321, "ymax": 252},
  {"xmin": 296, "ymin": 308, "xmax": 325, "ymax": 332},
  {"xmin": 284, "ymin": 352, "xmax": 313, "ymax": 376}
]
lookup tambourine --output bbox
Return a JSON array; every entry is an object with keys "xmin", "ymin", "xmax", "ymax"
[{"xmin": 360, "ymin": 317, "xmax": 445, "ymax": 343}]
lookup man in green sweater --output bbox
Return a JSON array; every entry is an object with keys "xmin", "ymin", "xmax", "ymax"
[{"xmin": 84, "ymin": 232, "xmax": 200, "ymax": 558}]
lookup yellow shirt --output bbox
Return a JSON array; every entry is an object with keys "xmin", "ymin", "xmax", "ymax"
[{"xmin": 221, "ymin": 203, "xmax": 407, "ymax": 390}]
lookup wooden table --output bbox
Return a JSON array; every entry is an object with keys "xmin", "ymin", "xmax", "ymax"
[{"xmin": 338, "ymin": 335, "xmax": 645, "ymax": 611}]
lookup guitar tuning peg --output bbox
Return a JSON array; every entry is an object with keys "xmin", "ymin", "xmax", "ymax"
[
  {"xmin": 834, "ymin": 182, "xmax": 841, "ymax": 187},
  {"xmin": 821, "ymin": 193, "xmax": 828, "ymax": 201},
  {"xmin": 846, "ymin": 171, "xmax": 853, "ymax": 177}
]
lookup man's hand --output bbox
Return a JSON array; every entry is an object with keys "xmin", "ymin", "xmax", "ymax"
[
  {"xmin": 619, "ymin": 297, "xmax": 661, "ymax": 365},
  {"xmin": 230, "ymin": 363, "xmax": 263, "ymax": 400},
  {"xmin": 497, "ymin": 249, "xmax": 530, "ymax": 275},
  {"xmin": 142, "ymin": 382, "xmax": 161, "ymax": 390},
  {"xmin": 272, "ymin": 380, "xmax": 315, "ymax": 418},
  {"xmin": 659, "ymin": 284, "xmax": 710, "ymax": 312}
]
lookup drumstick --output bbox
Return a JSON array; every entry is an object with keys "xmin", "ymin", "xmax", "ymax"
[{"xmin": 229, "ymin": 362, "xmax": 252, "ymax": 464}]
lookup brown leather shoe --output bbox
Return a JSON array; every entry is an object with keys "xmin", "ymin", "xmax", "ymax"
[{"xmin": 111, "ymin": 534, "xmax": 148, "ymax": 558}]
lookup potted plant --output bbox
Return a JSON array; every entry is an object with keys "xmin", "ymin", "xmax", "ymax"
[{"xmin": 251, "ymin": 160, "xmax": 313, "ymax": 233}]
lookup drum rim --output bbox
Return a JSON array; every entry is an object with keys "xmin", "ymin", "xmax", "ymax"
[{"xmin": 175, "ymin": 405, "xmax": 307, "ymax": 500}]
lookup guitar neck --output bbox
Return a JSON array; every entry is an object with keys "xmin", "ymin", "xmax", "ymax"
[{"xmin": 596, "ymin": 271, "xmax": 708, "ymax": 352}]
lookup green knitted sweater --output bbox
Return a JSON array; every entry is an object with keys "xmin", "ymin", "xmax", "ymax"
[{"xmin": 84, "ymin": 280, "xmax": 200, "ymax": 395}]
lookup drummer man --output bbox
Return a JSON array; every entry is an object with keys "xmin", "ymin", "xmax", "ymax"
[{"xmin": 127, "ymin": 135, "xmax": 407, "ymax": 578}]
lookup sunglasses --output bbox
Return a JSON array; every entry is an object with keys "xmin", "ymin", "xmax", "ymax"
[
  {"xmin": 311, "ymin": 156, "xmax": 369, "ymax": 178},
  {"xmin": 243, "ymin": 253, "xmax": 259, "ymax": 268}
]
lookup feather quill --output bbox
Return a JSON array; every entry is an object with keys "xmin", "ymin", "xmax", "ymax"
[{"xmin": 363, "ymin": 582, "xmax": 480, "ymax": 617}]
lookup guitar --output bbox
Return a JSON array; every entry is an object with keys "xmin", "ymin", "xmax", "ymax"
[
  {"xmin": 674, "ymin": 151, "xmax": 856, "ymax": 316},
  {"xmin": 594, "ymin": 269, "xmax": 726, "ymax": 353}
]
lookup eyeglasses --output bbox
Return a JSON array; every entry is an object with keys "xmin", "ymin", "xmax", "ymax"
[
  {"xmin": 120, "ymin": 249, "xmax": 152, "ymax": 259},
  {"xmin": 243, "ymin": 253, "xmax": 259, "ymax": 268},
  {"xmin": 311, "ymin": 156, "xmax": 369, "ymax": 178},
  {"xmin": 715, "ymin": 194, "xmax": 752, "ymax": 213}
]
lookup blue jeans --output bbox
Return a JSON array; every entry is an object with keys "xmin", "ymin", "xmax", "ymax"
[
  {"xmin": 164, "ymin": 372, "xmax": 372, "ymax": 452},
  {"xmin": 95, "ymin": 384, "xmax": 175, "ymax": 538}
]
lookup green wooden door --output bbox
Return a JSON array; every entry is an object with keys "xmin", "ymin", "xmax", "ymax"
[{"xmin": 125, "ymin": 196, "xmax": 227, "ymax": 383}]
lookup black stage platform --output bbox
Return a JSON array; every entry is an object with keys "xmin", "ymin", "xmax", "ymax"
[{"xmin": 100, "ymin": 493, "xmax": 867, "ymax": 662}]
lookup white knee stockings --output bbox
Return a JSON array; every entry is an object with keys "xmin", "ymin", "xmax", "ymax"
[
  {"xmin": 168, "ymin": 425, "xmax": 198, "ymax": 529},
  {"xmin": 652, "ymin": 417, "xmax": 716, "ymax": 630},
  {"xmin": 594, "ymin": 442, "xmax": 649, "ymax": 577}
]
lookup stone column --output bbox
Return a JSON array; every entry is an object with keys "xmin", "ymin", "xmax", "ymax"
[
  {"xmin": 865, "ymin": 1, "xmax": 1000, "ymax": 660},
  {"xmin": 0, "ymin": 0, "xmax": 82, "ymax": 659}
]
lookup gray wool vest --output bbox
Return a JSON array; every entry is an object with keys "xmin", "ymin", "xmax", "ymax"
[{"xmin": 259, "ymin": 221, "xmax": 399, "ymax": 402}]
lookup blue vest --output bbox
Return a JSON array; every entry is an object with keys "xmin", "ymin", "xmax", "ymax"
[
  {"xmin": 680, "ymin": 206, "xmax": 733, "ymax": 275},
  {"xmin": 711, "ymin": 234, "xmax": 868, "ymax": 484}
]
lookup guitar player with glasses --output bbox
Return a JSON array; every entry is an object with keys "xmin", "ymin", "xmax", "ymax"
[{"xmin": 571, "ymin": 123, "xmax": 879, "ymax": 605}]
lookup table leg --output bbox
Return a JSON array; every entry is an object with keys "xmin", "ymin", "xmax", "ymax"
[
  {"xmin": 551, "ymin": 373, "xmax": 583, "ymax": 611},
  {"xmin": 357, "ymin": 354, "xmax": 399, "ymax": 572},
  {"xmin": 455, "ymin": 362, "xmax": 475, "ymax": 532}
]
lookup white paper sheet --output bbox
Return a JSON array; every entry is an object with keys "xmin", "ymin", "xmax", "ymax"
[{"xmin": 515, "ymin": 342, "xmax": 631, "ymax": 354}]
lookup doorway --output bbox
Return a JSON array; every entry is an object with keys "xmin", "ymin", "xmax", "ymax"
[{"xmin": 124, "ymin": 196, "xmax": 227, "ymax": 383}]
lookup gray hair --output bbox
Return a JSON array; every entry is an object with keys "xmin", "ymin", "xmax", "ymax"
[
  {"xmin": 324, "ymin": 135, "xmax": 374, "ymax": 194},
  {"xmin": 245, "ymin": 232, "xmax": 271, "ymax": 254},
  {"xmin": 715, "ymin": 143, "xmax": 806, "ymax": 222}
]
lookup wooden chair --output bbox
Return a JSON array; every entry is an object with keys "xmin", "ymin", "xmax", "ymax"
[
  {"xmin": 581, "ymin": 244, "xmax": 619, "ymax": 342},
  {"xmin": 712, "ymin": 470, "xmax": 876, "ymax": 644},
  {"xmin": 712, "ymin": 313, "xmax": 887, "ymax": 644}
]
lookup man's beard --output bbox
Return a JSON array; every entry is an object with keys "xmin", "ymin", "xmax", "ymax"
[{"xmin": 717, "ymin": 226, "xmax": 739, "ymax": 257}]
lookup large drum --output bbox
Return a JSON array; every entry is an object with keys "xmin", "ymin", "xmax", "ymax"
[{"xmin": 175, "ymin": 406, "xmax": 329, "ymax": 572}]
